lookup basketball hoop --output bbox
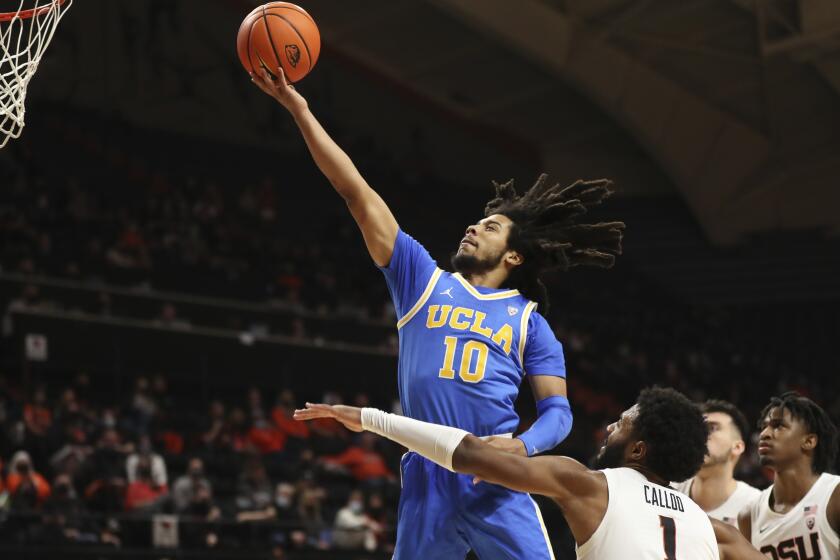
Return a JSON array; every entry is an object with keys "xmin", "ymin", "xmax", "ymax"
[{"xmin": 0, "ymin": 0, "xmax": 71, "ymax": 148}]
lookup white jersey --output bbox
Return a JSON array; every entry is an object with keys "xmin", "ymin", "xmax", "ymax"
[
  {"xmin": 749, "ymin": 472, "xmax": 840, "ymax": 560},
  {"xmin": 673, "ymin": 478, "xmax": 761, "ymax": 525},
  {"xmin": 577, "ymin": 468, "xmax": 717, "ymax": 560}
]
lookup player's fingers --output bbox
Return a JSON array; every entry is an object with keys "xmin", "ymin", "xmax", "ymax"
[
  {"xmin": 277, "ymin": 66, "xmax": 291, "ymax": 88},
  {"xmin": 262, "ymin": 68, "xmax": 277, "ymax": 87},
  {"xmin": 292, "ymin": 409, "xmax": 319, "ymax": 420},
  {"xmin": 249, "ymin": 72, "xmax": 274, "ymax": 94},
  {"xmin": 304, "ymin": 402, "xmax": 333, "ymax": 412},
  {"xmin": 293, "ymin": 405, "xmax": 332, "ymax": 420},
  {"xmin": 472, "ymin": 476, "xmax": 483, "ymax": 485}
]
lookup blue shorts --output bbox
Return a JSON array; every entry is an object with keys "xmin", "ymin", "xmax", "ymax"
[{"xmin": 393, "ymin": 452, "xmax": 555, "ymax": 560}]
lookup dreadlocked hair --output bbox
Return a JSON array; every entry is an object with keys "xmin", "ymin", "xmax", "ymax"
[
  {"xmin": 485, "ymin": 173, "xmax": 625, "ymax": 312},
  {"xmin": 760, "ymin": 392, "xmax": 839, "ymax": 474}
]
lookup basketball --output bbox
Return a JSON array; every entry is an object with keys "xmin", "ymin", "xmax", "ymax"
[{"xmin": 237, "ymin": 2, "xmax": 320, "ymax": 84}]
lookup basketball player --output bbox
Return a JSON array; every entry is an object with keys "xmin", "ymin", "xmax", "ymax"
[
  {"xmin": 295, "ymin": 386, "xmax": 766, "ymax": 560},
  {"xmin": 739, "ymin": 392, "xmax": 840, "ymax": 559},
  {"xmin": 251, "ymin": 67, "xmax": 623, "ymax": 559},
  {"xmin": 674, "ymin": 399, "xmax": 760, "ymax": 525}
]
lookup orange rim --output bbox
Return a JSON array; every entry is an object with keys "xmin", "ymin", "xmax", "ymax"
[{"xmin": 0, "ymin": 0, "xmax": 66, "ymax": 22}]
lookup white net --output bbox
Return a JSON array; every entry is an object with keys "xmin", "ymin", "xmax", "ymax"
[{"xmin": 0, "ymin": 0, "xmax": 71, "ymax": 148}]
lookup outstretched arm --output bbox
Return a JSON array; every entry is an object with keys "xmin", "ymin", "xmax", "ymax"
[
  {"xmin": 251, "ymin": 68, "xmax": 398, "ymax": 266},
  {"xmin": 711, "ymin": 518, "xmax": 765, "ymax": 560},
  {"xmin": 452, "ymin": 432, "xmax": 602, "ymax": 503},
  {"xmin": 294, "ymin": 403, "xmax": 606, "ymax": 537}
]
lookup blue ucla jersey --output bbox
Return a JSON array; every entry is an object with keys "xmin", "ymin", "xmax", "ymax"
[{"xmin": 380, "ymin": 230, "xmax": 566, "ymax": 437}]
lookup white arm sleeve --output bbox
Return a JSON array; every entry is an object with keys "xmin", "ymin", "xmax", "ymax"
[{"xmin": 361, "ymin": 408, "xmax": 469, "ymax": 472}]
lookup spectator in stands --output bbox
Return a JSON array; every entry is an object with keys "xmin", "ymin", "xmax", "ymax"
[
  {"xmin": 5, "ymin": 450, "xmax": 51, "ymax": 509},
  {"xmin": 296, "ymin": 475, "xmax": 326, "ymax": 543},
  {"xmin": 23, "ymin": 386, "xmax": 52, "ymax": 440},
  {"xmin": 200, "ymin": 399, "xmax": 226, "ymax": 449},
  {"xmin": 78, "ymin": 428, "xmax": 128, "ymax": 513},
  {"xmin": 273, "ymin": 481, "xmax": 300, "ymax": 525},
  {"xmin": 332, "ymin": 490, "xmax": 379, "ymax": 551},
  {"xmin": 126, "ymin": 434, "xmax": 167, "ymax": 487},
  {"xmin": 247, "ymin": 387, "xmax": 286, "ymax": 455},
  {"xmin": 235, "ymin": 455, "xmax": 275, "ymax": 522},
  {"xmin": 172, "ymin": 457, "xmax": 214, "ymax": 514},
  {"xmin": 272, "ymin": 389, "xmax": 310, "ymax": 448},
  {"xmin": 322, "ymin": 432, "xmax": 394, "ymax": 484},
  {"xmin": 36, "ymin": 473, "xmax": 100, "ymax": 544},
  {"xmin": 49, "ymin": 421, "xmax": 92, "ymax": 479},
  {"xmin": 128, "ymin": 376, "xmax": 157, "ymax": 435},
  {"xmin": 151, "ymin": 374, "xmax": 175, "ymax": 418},
  {"xmin": 173, "ymin": 461, "xmax": 220, "ymax": 552},
  {"xmin": 54, "ymin": 387, "xmax": 81, "ymax": 424},
  {"xmin": 105, "ymin": 221, "xmax": 150, "ymax": 282},
  {"xmin": 225, "ymin": 407, "xmax": 251, "ymax": 452},
  {"xmin": 124, "ymin": 455, "xmax": 168, "ymax": 512}
]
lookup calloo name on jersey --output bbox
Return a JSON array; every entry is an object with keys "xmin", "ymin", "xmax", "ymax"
[{"xmin": 643, "ymin": 484, "xmax": 686, "ymax": 512}]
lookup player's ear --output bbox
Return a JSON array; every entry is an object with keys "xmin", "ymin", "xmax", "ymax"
[
  {"xmin": 802, "ymin": 433, "xmax": 818, "ymax": 452},
  {"xmin": 504, "ymin": 250, "xmax": 523, "ymax": 267},
  {"xmin": 628, "ymin": 439, "xmax": 646, "ymax": 463},
  {"xmin": 731, "ymin": 439, "xmax": 745, "ymax": 458}
]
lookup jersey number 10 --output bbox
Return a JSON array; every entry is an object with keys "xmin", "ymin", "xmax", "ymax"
[{"xmin": 439, "ymin": 336, "xmax": 488, "ymax": 383}]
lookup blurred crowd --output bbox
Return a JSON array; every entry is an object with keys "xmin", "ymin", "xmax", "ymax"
[{"xmin": 0, "ymin": 372, "xmax": 401, "ymax": 556}]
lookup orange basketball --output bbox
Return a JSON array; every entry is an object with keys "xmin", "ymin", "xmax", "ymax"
[{"xmin": 237, "ymin": 2, "xmax": 320, "ymax": 84}]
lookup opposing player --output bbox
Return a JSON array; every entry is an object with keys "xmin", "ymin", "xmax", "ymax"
[
  {"xmin": 295, "ymin": 387, "xmax": 767, "ymax": 560},
  {"xmin": 673, "ymin": 399, "xmax": 760, "ymax": 525},
  {"xmin": 251, "ymin": 67, "xmax": 623, "ymax": 559},
  {"xmin": 739, "ymin": 392, "xmax": 840, "ymax": 558}
]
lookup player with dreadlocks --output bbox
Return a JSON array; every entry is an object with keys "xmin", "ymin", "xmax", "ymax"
[{"xmin": 251, "ymin": 67, "xmax": 624, "ymax": 559}]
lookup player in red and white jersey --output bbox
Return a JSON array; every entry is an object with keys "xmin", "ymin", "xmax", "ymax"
[
  {"xmin": 674, "ymin": 399, "xmax": 760, "ymax": 525},
  {"xmin": 739, "ymin": 392, "xmax": 840, "ymax": 559}
]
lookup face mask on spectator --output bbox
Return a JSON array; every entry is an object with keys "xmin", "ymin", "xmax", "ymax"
[{"xmin": 349, "ymin": 500, "xmax": 363, "ymax": 514}]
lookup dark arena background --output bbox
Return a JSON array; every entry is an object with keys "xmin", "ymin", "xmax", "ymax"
[{"xmin": 2, "ymin": 1, "xmax": 840, "ymax": 559}]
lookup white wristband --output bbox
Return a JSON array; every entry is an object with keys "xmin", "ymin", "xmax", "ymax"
[{"xmin": 361, "ymin": 408, "xmax": 469, "ymax": 472}]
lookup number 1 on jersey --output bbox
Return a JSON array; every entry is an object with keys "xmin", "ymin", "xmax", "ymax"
[
  {"xmin": 439, "ymin": 336, "xmax": 487, "ymax": 383},
  {"xmin": 659, "ymin": 515, "xmax": 677, "ymax": 560}
]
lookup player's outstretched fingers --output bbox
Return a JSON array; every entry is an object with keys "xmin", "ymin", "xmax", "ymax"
[
  {"xmin": 276, "ymin": 66, "xmax": 292, "ymax": 88},
  {"xmin": 293, "ymin": 402, "xmax": 334, "ymax": 421},
  {"xmin": 250, "ymin": 71, "xmax": 275, "ymax": 96}
]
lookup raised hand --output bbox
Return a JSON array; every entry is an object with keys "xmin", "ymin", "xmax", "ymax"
[
  {"xmin": 250, "ymin": 66, "xmax": 308, "ymax": 114},
  {"xmin": 293, "ymin": 403, "xmax": 364, "ymax": 433}
]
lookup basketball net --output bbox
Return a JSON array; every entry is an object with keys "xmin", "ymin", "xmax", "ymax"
[{"xmin": 0, "ymin": 0, "xmax": 71, "ymax": 148}]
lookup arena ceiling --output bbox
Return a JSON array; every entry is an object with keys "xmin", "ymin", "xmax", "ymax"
[
  {"xmin": 295, "ymin": 0, "xmax": 840, "ymax": 243},
  {"xmin": 26, "ymin": 0, "xmax": 840, "ymax": 244}
]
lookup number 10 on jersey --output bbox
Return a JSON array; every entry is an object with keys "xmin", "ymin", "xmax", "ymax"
[{"xmin": 439, "ymin": 336, "xmax": 488, "ymax": 383}]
